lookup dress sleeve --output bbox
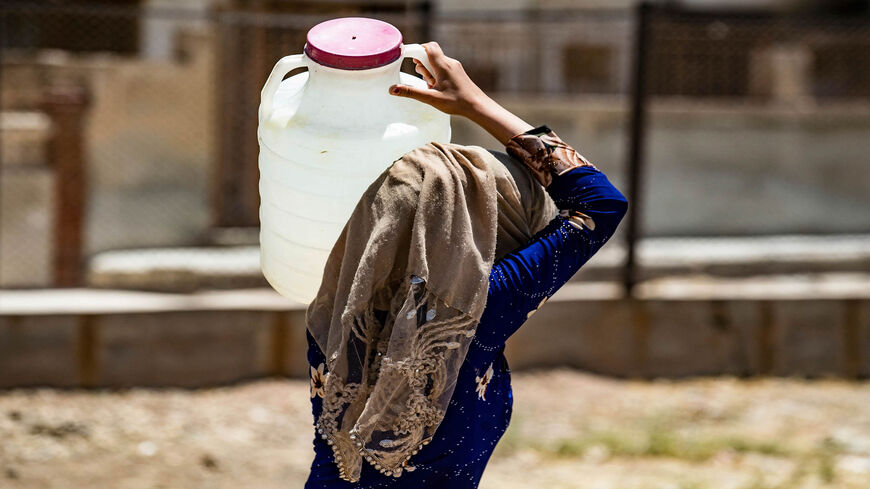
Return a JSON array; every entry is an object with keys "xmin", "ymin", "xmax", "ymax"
[{"xmin": 472, "ymin": 125, "xmax": 628, "ymax": 351}]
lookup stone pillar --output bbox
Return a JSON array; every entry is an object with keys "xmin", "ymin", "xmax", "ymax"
[
  {"xmin": 41, "ymin": 83, "xmax": 91, "ymax": 287},
  {"xmin": 750, "ymin": 43, "xmax": 813, "ymax": 104}
]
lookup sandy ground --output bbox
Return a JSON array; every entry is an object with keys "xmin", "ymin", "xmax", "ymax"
[{"xmin": 2, "ymin": 369, "xmax": 869, "ymax": 489}]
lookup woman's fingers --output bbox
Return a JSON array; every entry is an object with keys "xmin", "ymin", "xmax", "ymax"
[
  {"xmin": 422, "ymin": 41, "xmax": 445, "ymax": 62},
  {"xmin": 389, "ymin": 84, "xmax": 447, "ymax": 108},
  {"xmin": 389, "ymin": 41, "xmax": 482, "ymax": 117},
  {"xmin": 413, "ymin": 59, "xmax": 436, "ymax": 86},
  {"xmin": 421, "ymin": 42, "xmax": 450, "ymax": 74}
]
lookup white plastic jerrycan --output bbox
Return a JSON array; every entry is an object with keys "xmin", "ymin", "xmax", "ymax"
[{"xmin": 257, "ymin": 17, "xmax": 451, "ymax": 304}]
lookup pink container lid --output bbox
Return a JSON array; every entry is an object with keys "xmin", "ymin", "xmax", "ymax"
[{"xmin": 304, "ymin": 17, "xmax": 403, "ymax": 70}]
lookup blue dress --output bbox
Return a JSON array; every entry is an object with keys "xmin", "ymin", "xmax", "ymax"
[{"xmin": 304, "ymin": 129, "xmax": 628, "ymax": 488}]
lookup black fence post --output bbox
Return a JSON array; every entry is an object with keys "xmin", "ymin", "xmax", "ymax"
[
  {"xmin": 419, "ymin": 0, "xmax": 433, "ymax": 43},
  {"xmin": 623, "ymin": 1, "xmax": 652, "ymax": 297}
]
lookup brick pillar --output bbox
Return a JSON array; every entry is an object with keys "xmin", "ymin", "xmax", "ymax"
[{"xmin": 41, "ymin": 84, "xmax": 91, "ymax": 287}]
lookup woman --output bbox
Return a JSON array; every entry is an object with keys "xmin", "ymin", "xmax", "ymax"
[{"xmin": 305, "ymin": 41, "xmax": 628, "ymax": 488}]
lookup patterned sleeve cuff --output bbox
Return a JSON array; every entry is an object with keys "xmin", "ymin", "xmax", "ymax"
[{"xmin": 504, "ymin": 124, "xmax": 597, "ymax": 188}]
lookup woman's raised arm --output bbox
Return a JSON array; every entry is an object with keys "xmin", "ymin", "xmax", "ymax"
[
  {"xmin": 387, "ymin": 41, "xmax": 533, "ymax": 145},
  {"xmin": 474, "ymin": 131, "xmax": 628, "ymax": 349}
]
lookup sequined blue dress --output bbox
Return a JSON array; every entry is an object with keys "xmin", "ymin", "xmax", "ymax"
[{"xmin": 304, "ymin": 126, "xmax": 628, "ymax": 488}]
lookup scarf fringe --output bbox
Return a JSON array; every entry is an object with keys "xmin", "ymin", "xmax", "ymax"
[{"xmin": 314, "ymin": 275, "xmax": 479, "ymax": 482}]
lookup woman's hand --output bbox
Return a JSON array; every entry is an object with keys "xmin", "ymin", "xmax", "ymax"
[
  {"xmin": 388, "ymin": 41, "xmax": 534, "ymax": 145},
  {"xmin": 388, "ymin": 41, "xmax": 485, "ymax": 118}
]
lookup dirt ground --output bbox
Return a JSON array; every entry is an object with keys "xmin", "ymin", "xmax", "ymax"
[{"xmin": 1, "ymin": 369, "xmax": 869, "ymax": 489}]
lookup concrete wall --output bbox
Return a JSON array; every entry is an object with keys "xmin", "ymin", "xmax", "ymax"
[
  {"xmin": 506, "ymin": 297, "xmax": 870, "ymax": 378},
  {"xmin": 0, "ymin": 112, "xmax": 54, "ymax": 287},
  {"xmin": 0, "ymin": 310, "xmax": 309, "ymax": 388},
  {"xmin": 1, "ymin": 296, "xmax": 867, "ymax": 388}
]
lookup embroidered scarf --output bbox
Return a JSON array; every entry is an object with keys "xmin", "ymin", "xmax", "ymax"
[{"xmin": 305, "ymin": 141, "xmax": 556, "ymax": 481}]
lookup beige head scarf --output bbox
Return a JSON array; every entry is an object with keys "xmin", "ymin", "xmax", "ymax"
[{"xmin": 306, "ymin": 141, "xmax": 556, "ymax": 482}]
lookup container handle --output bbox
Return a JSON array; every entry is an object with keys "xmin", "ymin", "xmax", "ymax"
[
  {"xmin": 260, "ymin": 54, "xmax": 307, "ymax": 123},
  {"xmin": 401, "ymin": 43, "xmax": 435, "ymax": 78}
]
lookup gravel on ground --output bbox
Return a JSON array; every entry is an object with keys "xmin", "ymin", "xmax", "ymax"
[{"xmin": 2, "ymin": 369, "xmax": 869, "ymax": 489}]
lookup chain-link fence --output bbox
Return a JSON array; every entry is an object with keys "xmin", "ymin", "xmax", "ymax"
[
  {"xmin": 622, "ymin": 3, "xmax": 870, "ymax": 290},
  {"xmin": 0, "ymin": 2, "xmax": 428, "ymax": 290},
  {"xmin": 1, "ymin": 1, "xmax": 868, "ymax": 293}
]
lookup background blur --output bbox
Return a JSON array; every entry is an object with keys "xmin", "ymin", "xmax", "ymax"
[{"xmin": 1, "ymin": 0, "xmax": 869, "ymax": 488}]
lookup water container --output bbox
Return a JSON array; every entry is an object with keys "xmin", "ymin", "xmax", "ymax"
[{"xmin": 257, "ymin": 17, "xmax": 451, "ymax": 304}]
